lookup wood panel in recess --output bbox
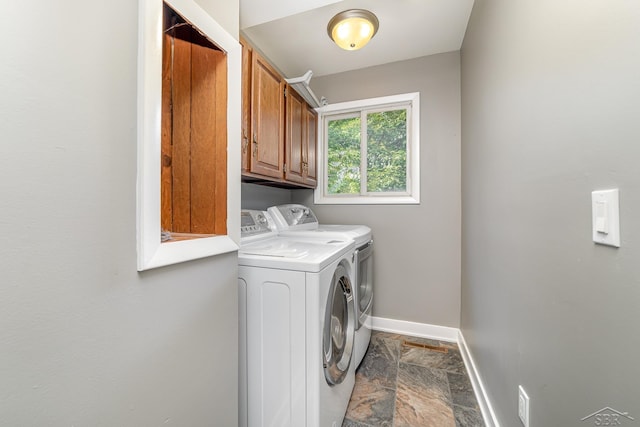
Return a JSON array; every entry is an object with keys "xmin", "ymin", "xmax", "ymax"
[
  {"xmin": 160, "ymin": 33, "xmax": 227, "ymax": 238},
  {"xmin": 171, "ymin": 37, "xmax": 193, "ymax": 233},
  {"xmin": 213, "ymin": 47, "xmax": 228, "ymax": 235},
  {"xmin": 190, "ymin": 43, "xmax": 227, "ymax": 235},
  {"xmin": 161, "ymin": 34, "xmax": 174, "ymax": 232}
]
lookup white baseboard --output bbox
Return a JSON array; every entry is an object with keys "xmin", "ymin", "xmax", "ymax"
[
  {"xmin": 457, "ymin": 330, "xmax": 501, "ymax": 427},
  {"xmin": 371, "ymin": 316, "xmax": 459, "ymax": 342},
  {"xmin": 370, "ymin": 316, "xmax": 500, "ymax": 427}
]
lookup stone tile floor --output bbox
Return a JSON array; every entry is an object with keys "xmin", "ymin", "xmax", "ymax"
[{"xmin": 342, "ymin": 331, "xmax": 485, "ymax": 427}]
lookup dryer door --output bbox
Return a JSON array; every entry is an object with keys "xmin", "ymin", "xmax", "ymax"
[{"xmin": 323, "ymin": 262, "xmax": 355, "ymax": 385}]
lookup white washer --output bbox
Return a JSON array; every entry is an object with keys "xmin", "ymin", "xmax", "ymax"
[
  {"xmin": 267, "ymin": 204, "xmax": 373, "ymax": 368},
  {"xmin": 238, "ymin": 210, "xmax": 356, "ymax": 427}
]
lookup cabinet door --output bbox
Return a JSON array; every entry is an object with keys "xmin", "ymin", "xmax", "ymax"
[
  {"xmin": 250, "ymin": 52, "xmax": 284, "ymax": 179},
  {"xmin": 285, "ymin": 86, "xmax": 305, "ymax": 184},
  {"xmin": 240, "ymin": 38, "xmax": 252, "ymax": 172},
  {"xmin": 303, "ymin": 105, "xmax": 318, "ymax": 187}
]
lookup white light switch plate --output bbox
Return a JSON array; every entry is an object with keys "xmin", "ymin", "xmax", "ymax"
[{"xmin": 592, "ymin": 189, "xmax": 620, "ymax": 247}]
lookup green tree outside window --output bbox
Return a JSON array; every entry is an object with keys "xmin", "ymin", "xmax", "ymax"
[{"xmin": 327, "ymin": 109, "xmax": 407, "ymax": 195}]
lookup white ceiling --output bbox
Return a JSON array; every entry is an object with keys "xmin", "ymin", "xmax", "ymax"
[{"xmin": 240, "ymin": 0, "xmax": 475, "ymax": 79}]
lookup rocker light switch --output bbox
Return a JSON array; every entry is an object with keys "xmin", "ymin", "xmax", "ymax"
[
  {"xmin": 592, "ymin": 189, "xmax": 620, "ymax": 247},
  {"xmin": 594, "ymin": 200, "xmax": 608, "ymax": 234}
]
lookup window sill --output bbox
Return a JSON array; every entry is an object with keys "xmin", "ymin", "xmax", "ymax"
[{"xmin": 313, "ymin": 194, "xmax": 420, "ymax": 205}]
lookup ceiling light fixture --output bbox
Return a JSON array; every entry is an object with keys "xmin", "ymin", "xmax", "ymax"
[{"xmin": 327, "ymin": 9, "xmax": 379, "ymax": 51}]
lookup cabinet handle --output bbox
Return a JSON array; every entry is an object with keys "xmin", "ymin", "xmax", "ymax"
[
  {"xmin": 242, "ymin": 129, "xmax": 248, "ymax": 153},
  {"xmin": 252, "ymin": 134, "xmax": 258, "ymax": 158}
]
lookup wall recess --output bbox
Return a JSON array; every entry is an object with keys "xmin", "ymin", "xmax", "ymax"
[{"xmin": 137, "ymin": 0, "xmax": 241, "ymax": 271}]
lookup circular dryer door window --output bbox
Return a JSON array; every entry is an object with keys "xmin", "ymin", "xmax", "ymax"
[{"xmin": 323, "ymin": 262, "xmax": 355, "ymax": 385}]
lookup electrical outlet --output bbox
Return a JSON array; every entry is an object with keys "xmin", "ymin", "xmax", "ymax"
[{"xmin": 518, "ymin": 385, "xmax": 530, "ymax": 427}]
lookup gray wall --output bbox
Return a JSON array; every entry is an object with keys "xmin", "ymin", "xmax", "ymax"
[
  {"xmin": 241, "ymin": 183, "xmax": 292, "ymax": 210},
  {"xmin": 295, "ymin": 52, "xmax": 462, "ymax": 328},
  {"xmin": 0, "ymin": 0, "xmax": 239, "ymax": 425},
  {"xmin": 461, "ymin": 1, "xmax": 640, "ymax": 425}
]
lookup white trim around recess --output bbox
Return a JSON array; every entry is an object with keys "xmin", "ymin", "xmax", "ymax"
[{"xmin": 370, "ymin": 316, "xmax": 500, "ymax": 427}]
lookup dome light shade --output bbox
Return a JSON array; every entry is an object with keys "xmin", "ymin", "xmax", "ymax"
[{"xmin": 327, "ymin": 9, "xmax": 379, "ymax": 51}]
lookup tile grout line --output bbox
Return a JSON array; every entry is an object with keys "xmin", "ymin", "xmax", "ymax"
[{"xmin": 390, "ymin": 336, "xmax": 400, "ymax": 427}]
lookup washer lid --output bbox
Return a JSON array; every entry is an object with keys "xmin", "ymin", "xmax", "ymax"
[
  {"xmin": 268, "ymin": 204, "xmax": 372, "ymax": 247},
  {"xmin": 317, "ymin": 224, "xmax": 372, "ymax": 248},
  {"xmin": 277, "ymin": 225, "xmax": 372, "ymax": 248},
  {"xmin": 238, "ymin": 236, "xmax": 355, "ymax": 272}
]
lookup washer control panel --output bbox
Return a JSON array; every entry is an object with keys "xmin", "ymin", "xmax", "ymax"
[{"xmin": 241, "ymin": 210, "xmax": 272, "ymax": 237}]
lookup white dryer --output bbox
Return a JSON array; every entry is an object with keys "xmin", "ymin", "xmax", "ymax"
[
  {"xmin": 267, "ymin": 204, "xmax": 373, "ymax": 368},
  {"xmin": 238, "ymin": 210, "xmax": 356, "ymax": 427}
]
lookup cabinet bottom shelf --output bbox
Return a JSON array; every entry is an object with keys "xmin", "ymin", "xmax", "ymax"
[{"xmin": 241, "ymin": 172, "xmax": 316, "ymax": 190}]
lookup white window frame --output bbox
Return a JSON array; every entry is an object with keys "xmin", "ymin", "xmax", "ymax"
[{"xmin": 314, "ymin": 92, "xmax": 420, "ymax": 205}]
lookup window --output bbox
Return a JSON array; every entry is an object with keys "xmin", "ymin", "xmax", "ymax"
[{"xmin": 315, "ymin": 92, "xmax": 420, "ymax": 204}]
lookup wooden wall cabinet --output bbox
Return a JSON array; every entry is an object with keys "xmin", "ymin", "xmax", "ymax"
[
  {"xmin": 304, "ymin": 103, "xmax": 318, "ymax": 186},
  {"xmin": 249, "ymin": 51, "xmax": 285, "ymax": 179},
  {"xmin": 240, "ymin": 39, "xmax": 252, "ymax": 173},
  {"xmin": 285, "ymin": 88, "xmax": 317, "ymax": 187},
  {"xmin": 240, "ymin": 37, "xmax": 317, "ymax": 189}
]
